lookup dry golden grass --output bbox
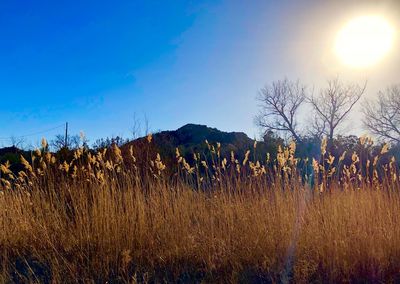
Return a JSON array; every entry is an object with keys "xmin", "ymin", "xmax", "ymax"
[{"xmin": 0, "ymin": 137, "xmax": 400, "ymax": 282}]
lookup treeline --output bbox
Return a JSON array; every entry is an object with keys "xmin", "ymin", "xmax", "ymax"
[
  {"xmin": 1, "ymin": 77, "xmax": 400, "ymax": 175},
  {"xmin": 255, "ymin": 77, "xmax": 400, "ymax": 144}
]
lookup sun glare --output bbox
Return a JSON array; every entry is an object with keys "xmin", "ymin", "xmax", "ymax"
[{"xmin": 335, "ymin": 15, "xmax": 395, "ymax": 69}]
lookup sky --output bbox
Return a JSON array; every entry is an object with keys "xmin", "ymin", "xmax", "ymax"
[{"xmin": 0, "ymin": 0, "xmax": 399, "ymax": 147}]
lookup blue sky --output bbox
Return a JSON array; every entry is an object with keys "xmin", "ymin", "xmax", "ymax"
[{"xmin": 1, "ymin": 0, "xmax": 399, "ymax": 147}]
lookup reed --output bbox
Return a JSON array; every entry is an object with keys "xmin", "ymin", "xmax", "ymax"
[{"xmin": 0, "ymin": 137, "xmax": 399, "ymax": 282}]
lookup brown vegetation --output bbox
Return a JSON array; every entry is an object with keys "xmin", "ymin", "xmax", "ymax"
[{"xmin": 0, "ymin": 137, "xmax": 399, "ymax": 282}]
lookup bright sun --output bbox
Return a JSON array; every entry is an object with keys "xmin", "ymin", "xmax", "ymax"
[{"xmin": 335, "ymin": 15, "xmax": 395, "ymax": 68}]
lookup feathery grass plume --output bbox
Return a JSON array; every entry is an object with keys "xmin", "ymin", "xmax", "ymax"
[
  {"xmin": 249, "ymin": 161, "xmax": 263, "ymax": 177},
  {"xmin": 35, "ymin": 148, "xmax": 41, "ymax": 157},
  {"xmin": 177, "ymin": 156, "xmax": 183, "ymax": 164},
  {"xmin": 327, "ymin": 167, "xmax": 336, "ymax": 177},
  {"xmin": 180, "ymin": 158, "xmax": 193, "ymax": 174},
  {"xmin": 321, "ymin": 137, "xmax": 327, "ymax": 156},
  {"xmin": 1, "ymin": 178, "xmax": 11, "ymax": 190},
  {"xmin": 95, "ymin": 170, "xmax": 104, "ymax": 182},
  {"xmin": 372, "ymin": 156, "xmax": 379, "ymax": 167},
  {"xmin": 88, "ymin": 153, "xmax": 95, "ymax": 165},
  {"xmin": 175, "ymin": 148, "xmax": 183, "ymax": 164},
  {"xmin": 277, "ymin": 146, "xmax": 287, "ymax": 168},
  {"xmin": 351, "ymin": 152, "xmax": 359, "ymax": 164},
  {"xmin": 40, "ymin": 160, "xmax": 47, "ymax": 171},
  {"xmin": 16, "ymin": 172, "xmax": 27, "ymax": 185},
  {"xmin": 129, "ymin": 145, "xmax": 136, "ymax": 163},
  {"xmin": 326, "ymin": 154, "xmax": 335, "ymax": 165},
  {"xmin": 71, "ymin": 165, "xmax": 78, "ymax": 179},
  {"xmin": 381, "ymin": 143, "xmax": 390, "ymax": 155},
  {"xmin": 236, "ymin": 163, "xmax": 241, "ymax": 174},
  {"xmin": 112, "ymin": 144, "xmax": 123, "ymax": 164},
  {"xmin": 242, "ymin": 150, "xmax": 250, "ymax": 166},
  {"xmin": 359, "ymin": 135, "xmax": 366, "ymax": 146},
  {"xmin": 20, "ymin": 155, "xmax": 33, "ymax": 174},
  {"xmin": 105, "ymin": 161, "xmax": 113, "ymax": 171},
  {"xmin": 389, "ymin": 157, "xmax": 396, "ymax": 179},
  {"xmin": 289, "ymin": 141, "xmax": 296, "ymax": 155},
  {"xmin": 367, "ymin": 136, "xmax": 374, "ymax": 146},
  {"xmin": 0, "ymin": 161, "xmax": 12, "ymax": 175},
  {"xmin": 287, "ymin": 142, "xmax": 297, "ymax": 167},
  {"xmin": 210, "ymin": 145, "xmax": 216, "ymax": 154},
  {"xmin": 62, "ymin": 161, "xmax": 70, "ymax": 173},
  {"xmin": 312, "ymin": 158, "xmax": 319, "ymax": 174},
  {"xmin": 96, "ymin": 151, "xmax": 103, "ymax": 162},
  {"xmin": 154, "ymin": 153, "xmax": 167, "ymax": 175},
  {"xmin": 41, "ymin": 137, "xmax": 48, "ymax": 149},
  {"xmin": 205, "ymin": 139, "xmax": 210, "ymax": 150},
  {"xmin": 339, "ymin": 151, "xmax": 347, "ymax": 162},
  {"xmin": 221, "ymin": 158, "xmax": 227, "ymax": 170},
  {"xmin": 74, "ymin": 148, "xmax": 83, "ymax": 160},
  {"xmin": 45, "ymin": 152, "xmax": 52, "ymax": 163},
  {"xmin": 146, "ymin": 133, "xmax": 152, "ymax": 143}
]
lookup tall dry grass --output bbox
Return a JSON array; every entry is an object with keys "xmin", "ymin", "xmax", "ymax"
[{"xmin": 0, "ymin": 137, "xmax": 400, "ymax": 282}]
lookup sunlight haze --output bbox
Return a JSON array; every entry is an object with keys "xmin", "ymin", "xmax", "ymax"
[{"xmin": 335, "ymin": 15, "xmax": 395, "ymax": 69}]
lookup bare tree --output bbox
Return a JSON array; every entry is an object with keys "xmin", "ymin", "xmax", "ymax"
[
  {"xmin": 92, "ymin": 136, "xmax": 127, "ymax": 150},
  {"xmin": 131, "ymin": 113, "xmax": 142, "ymax": 139},
  {"xmin": 51, "ymin": 134, "xmax": 66, "ymax": 151},
  {"xmin": 363, "ymin": 85, "xmax": 400, "ymax": 143},
  {"xmin": 308, "ymin": 78, "xmax": 366, "ymax": 141},
  {"xmin": 9, "ymin": 136, "xmax": 26, "ymax": 149},
  {"xmin": 144, "ymin": 113, "xmax": 150, "ymax": 136},
  {"xmin": 307, "ymin": 113, "xmax": 327, "ymax": 139},
  {"xmin": 255, "ymin": 79, "xmax": 306, "ymax": 142},
  {"xmin": 51, "ymin": 134, "xmax": 80, "ymax": 151}
]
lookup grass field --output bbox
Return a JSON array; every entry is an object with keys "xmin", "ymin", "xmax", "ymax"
[{"xmin": 0, "ymin": 137, "xmax": 399, "ymax": 283}]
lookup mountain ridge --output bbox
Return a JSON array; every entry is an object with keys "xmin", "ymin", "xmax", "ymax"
[{"xmin": 125, "ymin": 123, "xmax": 281, "ymax": 163}]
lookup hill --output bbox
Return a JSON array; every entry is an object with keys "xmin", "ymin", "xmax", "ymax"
[
  {"xmin": 0, "ymin": 124, "xmax": 283, "ymax": 171},
  {"xmin": 125, "ymin": 124, "xmax": 282, "ymax": 165}
]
